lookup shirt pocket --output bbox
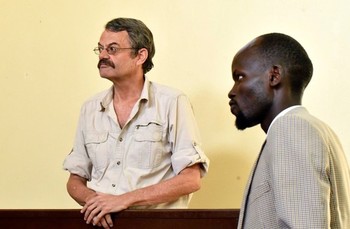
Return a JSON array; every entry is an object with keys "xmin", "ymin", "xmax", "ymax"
[
  {"xmin": 84, "ymin": 132, "xmax": 113, "ymax": 171},
  {"xmin": 131, "ymin": 121, "xmax": 165, "ymax": 169}
]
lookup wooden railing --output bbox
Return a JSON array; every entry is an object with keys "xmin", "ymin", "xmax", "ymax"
[{"xmin": 0, "ymin": 209, "xmax": 239, "ymax": 229}]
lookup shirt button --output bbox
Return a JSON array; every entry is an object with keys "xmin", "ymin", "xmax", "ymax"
[
  {"xmin": 119, "ymin": 137, "xmax": 123, "ymax": 142},
  {"xmin": 117, "ymin": 161, "xmax": 121, "ymax": 165},
  {"xmin": 112, "ymin": 184, "xmax": 116, "ymax": 187}
]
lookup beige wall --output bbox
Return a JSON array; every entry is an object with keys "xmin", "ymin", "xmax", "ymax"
[{"xmin": 1, "ymin": 0, "xmax": 349, "ymax": 209}]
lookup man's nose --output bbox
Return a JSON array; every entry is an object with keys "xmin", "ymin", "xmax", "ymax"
[
  {"xmin": 228, "ymin": 85, "xmax": 236, "ymax": 99},
  {"xmin": 99, "ymin": 49, "xmax": 110, "ymax": 59}
]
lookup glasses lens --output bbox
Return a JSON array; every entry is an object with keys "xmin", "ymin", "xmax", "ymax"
[{"xmin": 93, "ymin": 48, "xmax": 100, "ymax": 55}]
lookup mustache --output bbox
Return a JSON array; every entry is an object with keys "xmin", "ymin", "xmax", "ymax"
[{"xmin": 98, "ymin": 59, "xmax": 115, "ymax": 69}]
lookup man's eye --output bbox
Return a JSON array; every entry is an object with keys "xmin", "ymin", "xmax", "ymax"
[
  {"xmin": 234, "ymin": 75, "xmax": 243, "ymax": 82},
  {"xmin": 108, "ymin": 46, "xmax": 117, "ymax": 53}
]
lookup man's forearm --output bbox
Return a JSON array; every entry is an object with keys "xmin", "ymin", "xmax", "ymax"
[
  {"xmin": 81, "ymin": 164, "xmax": 202, "ymax": 226},
  {"xmin": 121, "ymin": 164, "xmax": 202, "ymax": 207},
  {"xmin": 67, "ymin": 173, "xmax": 96, "ymax": 206}
]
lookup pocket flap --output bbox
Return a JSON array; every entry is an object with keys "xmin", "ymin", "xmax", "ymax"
[
  {"xmin": 250, "ymin": 181, "xmax": 271, "ymax": 204},
  {"xmin": 85, "ymin": 132, "xmax": 108, "ymax": 144},
  {"xmin": 134, "ymin": 122, "xmax": 162, "ymax": 142}
]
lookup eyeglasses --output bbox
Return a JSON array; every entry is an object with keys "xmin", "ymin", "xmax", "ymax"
[{"xmin": 93, "ymin": 46, "xmax": 135, "ymax": 55}]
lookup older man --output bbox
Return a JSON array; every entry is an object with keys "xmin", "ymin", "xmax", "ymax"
[{"xmin": 64, "ymin": 18, "xmax": 209, "ymax": 228}]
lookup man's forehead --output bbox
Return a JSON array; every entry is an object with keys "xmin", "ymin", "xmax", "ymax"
[
  {"xmin": 236, "ymin": 37, "xmax": 262, "ymax": 56},
  {"xmin": 99, "ymin": 30, "xmax": 130, "ymax": 44},
  {"xmin": 232, "ymin": 38, "xmax": 265, "ymax": 71}
]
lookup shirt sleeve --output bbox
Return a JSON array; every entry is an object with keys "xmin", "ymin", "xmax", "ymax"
[
  {"xmin": 168, "ymin": 94, "xmax": 209, "ymax": 176},
  {"xmin": 63, "ymin": 105, "xmax": 92, "ymax": 180}
]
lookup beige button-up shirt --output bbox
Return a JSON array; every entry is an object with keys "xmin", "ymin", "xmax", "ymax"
[{"xmin": 63, "ymin": 78, "xmax": 209, "ymax": 208}]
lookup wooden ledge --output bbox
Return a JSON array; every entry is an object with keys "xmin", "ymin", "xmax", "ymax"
[{"xmin": 0, "ymin": 209, "xmax": 239, "ymax": 229}]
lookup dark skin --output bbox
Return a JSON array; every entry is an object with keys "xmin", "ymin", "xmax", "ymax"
[{"xmin": 228, "ymin": 37, "xmax": 302, "ymax": 133}]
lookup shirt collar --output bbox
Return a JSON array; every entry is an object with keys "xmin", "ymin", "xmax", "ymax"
[
  {"xmin": 267, "ymin": 105, "xmax": 302, "ymax": 135},
  {"xmin": 99, "ymin": 76, "xmax": 150, "ymax": 112},
  {"xmin": 139, "ymin": 76, "xmax": 150, "ymax": 101}
]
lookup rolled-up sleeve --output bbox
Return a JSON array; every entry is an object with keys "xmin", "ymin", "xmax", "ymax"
[
  {"xmin": 169, "ymin": 94, "xmax": 209, "ymax": 176},
  {"xmin": 171, "ymin": 142, "xmax": 209, "ymax": 176},
  {"xmin": 63, "ymin": 106, "xmax": 92, "ymax": 180}
]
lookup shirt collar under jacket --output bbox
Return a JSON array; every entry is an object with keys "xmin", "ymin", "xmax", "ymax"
[
  {"xmin": 99, "ymin": 76, "xmax": 150, "ymax": 112},
  {"xmin": 266, "ymin": 105, "xmax": 303, "ymax": 136}
]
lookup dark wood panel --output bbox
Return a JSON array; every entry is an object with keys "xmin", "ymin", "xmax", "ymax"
[{"xmin": 0, "ymin": 209, "xmax": 239, "ymax": 229}]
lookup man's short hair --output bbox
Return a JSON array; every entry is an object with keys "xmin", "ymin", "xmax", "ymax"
[{"xmin": 257, "ymin": 33, "xmax": 313, "ymax": 95}]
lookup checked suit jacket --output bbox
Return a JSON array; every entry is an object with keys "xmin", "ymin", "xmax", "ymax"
[{"xmin": 238, "ymin": 107, "xmax": 350, "ymax": 228}]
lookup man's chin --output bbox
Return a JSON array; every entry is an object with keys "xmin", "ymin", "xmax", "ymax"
[
  {"xmin": 235, "ymin": 114, "xmax": 248, "ymax": 130},
  {"xmin": 99, "ymin": 74, "xmax": 113, "ymax": 80},
  {"xmin": 235, "ymin": 116, "xmax": 256, "ymax": 130},
  {"xmin": 235, "ymin": 119, "xmax": 260, "ymax": 130},
  {"xmin": 98, "ymin": 69, "xmax": 113, "ymax": 79},
  {"xmin": 235, "ymin": 122, "xmax": 247, "ymax": 130}
]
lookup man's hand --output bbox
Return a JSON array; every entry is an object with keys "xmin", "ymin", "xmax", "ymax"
[
  {"xmin": 81, "ymin": 192, "xmax": 128, "ymax": 227},
  {"xmin": 69, "ymin": 164, "xmax": 202, "ymax": 228},
  {"xmin": 92, "ymin": 214, "xmax": 113, "ymax": 229}
]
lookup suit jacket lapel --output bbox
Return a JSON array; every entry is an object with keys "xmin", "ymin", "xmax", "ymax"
[{"xmin": 238, "ymin": 140, "xmax": 266, "ymax": 228}]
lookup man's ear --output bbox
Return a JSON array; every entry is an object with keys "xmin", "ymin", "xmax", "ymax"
[
  {"xmin": 269, "ymin": 65, "xmax": 282, "ymax": 87},
  {"xmin": 136, "ymin": 48, "xmax": 148, "ymax": 66}
]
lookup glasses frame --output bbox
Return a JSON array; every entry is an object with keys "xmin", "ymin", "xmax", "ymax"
[{"xmin": 93, "ymin": 46, "xmax": 136, "ymax": 55}]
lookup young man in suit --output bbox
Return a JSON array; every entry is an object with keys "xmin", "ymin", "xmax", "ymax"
[{"xmin": 228, "ymin": 33, "xmax": 350, "ymax": 228}]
